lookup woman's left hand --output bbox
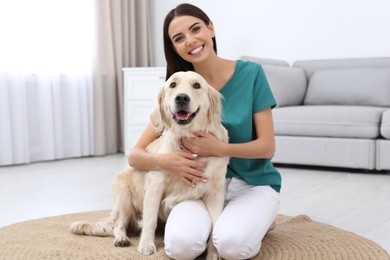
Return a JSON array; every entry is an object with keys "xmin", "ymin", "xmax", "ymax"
[{"xmin": 181, "ymin": 131, "xmax": 224, "ymax": 157}]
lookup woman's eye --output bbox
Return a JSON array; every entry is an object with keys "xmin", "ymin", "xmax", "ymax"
[
  {"xmin": 193, "ymin": 83, "xmax": 200, "ymax": 89},
  {"xmin": 169, "ymin": 82, "xmax": 176, "ymax": 88},
  {"xmin": 192, "ymin": 26, "xmax": 200, "ymax": 33},
  {"xmin": 173, "ymin": 36, "xmax": 184, "ymax": 43}
]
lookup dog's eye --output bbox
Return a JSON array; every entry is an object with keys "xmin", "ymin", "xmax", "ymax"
[
  {"xmin": 169, "ymin": 82, "xmax": 176, "ymax": 88},
  {"xmin": 193, "ymin": 83, "xmax": 201, "ymax": 89}
]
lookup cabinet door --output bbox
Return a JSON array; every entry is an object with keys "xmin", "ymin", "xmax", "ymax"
[
  {"xmin": 123, "ymin": 68, "xmax": 165, "ymax": 154},
  {"xmin": 124, "ymin": 74, "xmax": 165, "ymax": 100}
]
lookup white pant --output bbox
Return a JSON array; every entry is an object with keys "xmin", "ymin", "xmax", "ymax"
[{"xmin": 164, "ymin": 178, "xmax": 280, "ymax": 260}]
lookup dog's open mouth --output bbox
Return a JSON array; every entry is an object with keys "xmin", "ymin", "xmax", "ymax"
[{"xmin": 172, "ymin": 107, "xmax": 200, "ymax": 125}]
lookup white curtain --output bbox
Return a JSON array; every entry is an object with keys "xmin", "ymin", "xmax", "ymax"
[
  {"xmin": 93, "ymin": 0, "xmax": 154, "ymax": 155},
  {"xmin": 0, "ymin": 0, "xmax": 94, "ymax": 165},
  {"xmin": 0, "ymin": 0, "xmax": 154, "ymax": 166}
]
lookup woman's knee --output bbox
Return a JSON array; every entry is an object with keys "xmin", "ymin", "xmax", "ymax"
[
  {"xmin": 213, "ymin": 233, "xmax": 261, "ymax": 260},
  {"xmin": 165, "ymin": 233, "xmax": 207, "ymax": 260},
  {"xmin": 164, "ymin": 200, "xmax": 211, "ymax": 259}
]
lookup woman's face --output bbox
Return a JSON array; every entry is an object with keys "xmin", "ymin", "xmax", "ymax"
[{"xmin": 168, "ymin": 15, "xmax": 215, "ymax": 64}]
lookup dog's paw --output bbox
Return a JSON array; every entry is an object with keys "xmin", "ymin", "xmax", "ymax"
[
  {"xmin": 137, "ymin": 241, "xmax": 157, "ymax": 256},
  {"xmin": 114, "ymin": 236, "xmax": 130, "ymax": 247}
]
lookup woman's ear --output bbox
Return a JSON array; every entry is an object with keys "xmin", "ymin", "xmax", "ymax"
[{"xmin": 208, "ymin": 21, "xmax": 215, "ymax": 37}]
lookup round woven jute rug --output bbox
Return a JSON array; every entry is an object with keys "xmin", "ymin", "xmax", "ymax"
[{"xmin": 0, "ymin": 210, "xmax": 389, "ymax": 260}]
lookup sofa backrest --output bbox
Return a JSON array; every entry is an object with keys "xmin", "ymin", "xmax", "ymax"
[
  {"xmin": 303, "ymin": 68, "xmax": 390, "ymax": 107},
  {"xmin": 293, "ymin": 57, "xmax": 390, "ymax": 78},
  {"xmin": 241, "ymin": 56, "xmax": 390, "ymax": 107},
  {"xmin": 262, "ymin": 65, "xmax": 307, "ymax": 107},
  {"xmin": 241, "ymin": 56, "xmax": 307, "ymax": 107},
  {"xmin": 241, "ymin": 56, "xmax": 290, "ymax": 67},
  {"xmin": 294, "ymin": 57, "xmax": 390, "ymax": 107}
]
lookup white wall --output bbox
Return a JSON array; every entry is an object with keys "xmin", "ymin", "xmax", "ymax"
[{"xmin": 153, "ymin": 0, "xmax": 390, "ymax": 65}]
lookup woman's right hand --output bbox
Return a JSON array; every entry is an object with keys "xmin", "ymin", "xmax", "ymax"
[{"xmin": 158, "ymin": 151, "xmax": 208, "ymax": 187}]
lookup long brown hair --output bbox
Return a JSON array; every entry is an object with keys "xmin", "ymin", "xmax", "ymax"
[{"xmin": 163, "ymin": 3, "xmax": 217, "ymax": 80}]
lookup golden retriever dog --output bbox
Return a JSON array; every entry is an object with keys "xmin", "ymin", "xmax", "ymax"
[{"xmin": 70, "ymin": 71, "xmax": 229, "ymax": 259}]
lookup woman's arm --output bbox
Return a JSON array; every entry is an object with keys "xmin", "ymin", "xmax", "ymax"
[
  {"xmin": 127, "ymin": 122, "xmax": 208, "ymax": 186},
  {"xmin": 127, "ymin": 122, "xmax": 162, "ymax": 171},
  {"xmin": 181, "ymin": 107, "xmax": 276, "ymax": 159}
]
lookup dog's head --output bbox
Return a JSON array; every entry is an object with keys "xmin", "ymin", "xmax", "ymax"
[{"xmin": 150, "ymin": 71, "xmax": 223, "ymax": 134}]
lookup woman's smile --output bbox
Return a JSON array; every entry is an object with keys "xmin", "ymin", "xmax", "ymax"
[{"xmin": 189, "ymin": 45, "xmax": 204, "ymax": 56}]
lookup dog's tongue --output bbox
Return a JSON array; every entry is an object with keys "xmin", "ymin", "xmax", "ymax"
[{"xmin": 176, "ymin": 111, "xmax": 191, "ymax": 120}]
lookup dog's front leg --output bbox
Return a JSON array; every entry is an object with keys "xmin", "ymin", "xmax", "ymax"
[
  {"xmin": 137, "ymin": 175, "xmax": 165, "ymax": 255},
  {"xmin": 204, "ymin": 189, "xmax": 225, "ymax": 260}
]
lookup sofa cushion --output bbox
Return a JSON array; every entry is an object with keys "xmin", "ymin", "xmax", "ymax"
[
  {"xmin": 273, "ymin": 105, "xmax": 387, "ymax": 138},
  {"xmin": 262, "ymin": 65, "xmax": 307, "ymax": 107},
  {"xmin": 303, "ymin": 68, "xmax": 390, "ymax": 107},
  {"xmin": 381, "ymin": 110, "xmax": 390, "ymax": 139}
]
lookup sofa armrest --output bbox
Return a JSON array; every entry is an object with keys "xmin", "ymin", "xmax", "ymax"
[{"xmin": 381, "ymin": 109, "xmax": 390, "ymax": 139}]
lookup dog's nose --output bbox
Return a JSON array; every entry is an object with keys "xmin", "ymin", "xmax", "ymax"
[{"xmin": 175, "ymin": 93, "xmax": 190, "ymax": 106}]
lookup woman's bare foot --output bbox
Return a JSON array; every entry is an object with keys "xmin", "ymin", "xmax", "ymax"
[{"xmin": 267, "ymin": 221, "xmax": 276, "ymax": 233}]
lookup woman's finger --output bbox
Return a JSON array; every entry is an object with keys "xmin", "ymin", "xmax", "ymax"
[
  {"xmin": 184, "ymin": 177, "xmax": 196, "ymax": 188},
  {"xmin": 193, "ymin": 131, "xmax": 206, "ymax": 137},
  {"xmin": 178, "ymin": 151, "xmax": 198, "ymax": 159}
]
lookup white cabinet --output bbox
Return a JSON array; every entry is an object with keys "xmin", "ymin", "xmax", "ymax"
[{"xmin": 123, "ymin": 67, "xmax": 166, "ymax": 155}]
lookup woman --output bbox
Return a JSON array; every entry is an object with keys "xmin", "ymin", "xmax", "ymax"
[{"xmin": 128, "ymin": 3, "xmax": 281, "ymax": 260}]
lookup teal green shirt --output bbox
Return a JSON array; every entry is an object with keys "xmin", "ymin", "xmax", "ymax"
[{"xmin": 220, "ymin": 60, "xmax": 281, "ymax": 192}]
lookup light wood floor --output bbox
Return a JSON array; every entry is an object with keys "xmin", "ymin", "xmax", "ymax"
[{"xmin": 0, "ymin": 153, "xmax": 389, "ymax": 253}]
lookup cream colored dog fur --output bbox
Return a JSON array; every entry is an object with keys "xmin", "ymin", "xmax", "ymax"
[{"xmin": 70, "ymin": 71, "xmax": 229, "ymax": 259}]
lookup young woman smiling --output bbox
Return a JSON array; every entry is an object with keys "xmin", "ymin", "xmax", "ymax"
[{"xmin": 128, "ymin": 3, "xmax": 281, "ymax": 260}]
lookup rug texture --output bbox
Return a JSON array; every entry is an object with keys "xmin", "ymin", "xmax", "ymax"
[{"xmin": 0, "ymin": 210, "xmax": 389, "ymax": 260}]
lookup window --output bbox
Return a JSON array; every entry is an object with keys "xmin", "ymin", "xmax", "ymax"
[{"xmin": 0, "ymin": 0, "xmax": 94, "ymax": 74}]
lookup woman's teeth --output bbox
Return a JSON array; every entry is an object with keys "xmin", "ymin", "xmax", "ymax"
[{"xmin": 190, "ymin": 46, "xmax": 203, "ymax": 54}]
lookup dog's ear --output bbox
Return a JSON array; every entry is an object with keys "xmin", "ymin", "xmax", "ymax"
[
  {"xmin": 207, "ymin": 85, "xmax": 223, "ymax": 124},
  {"xmin": 150, "ymin": 85, "xmax": 165, "ymax": 131},
  {"xmin": 150, "ymin": 85, "xmax": 170, "ymax": 132}
]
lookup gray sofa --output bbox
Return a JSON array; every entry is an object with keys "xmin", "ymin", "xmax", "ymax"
[{"xmin": 242, "ymin": 56, "xmax": 390, "ymax": 171}]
